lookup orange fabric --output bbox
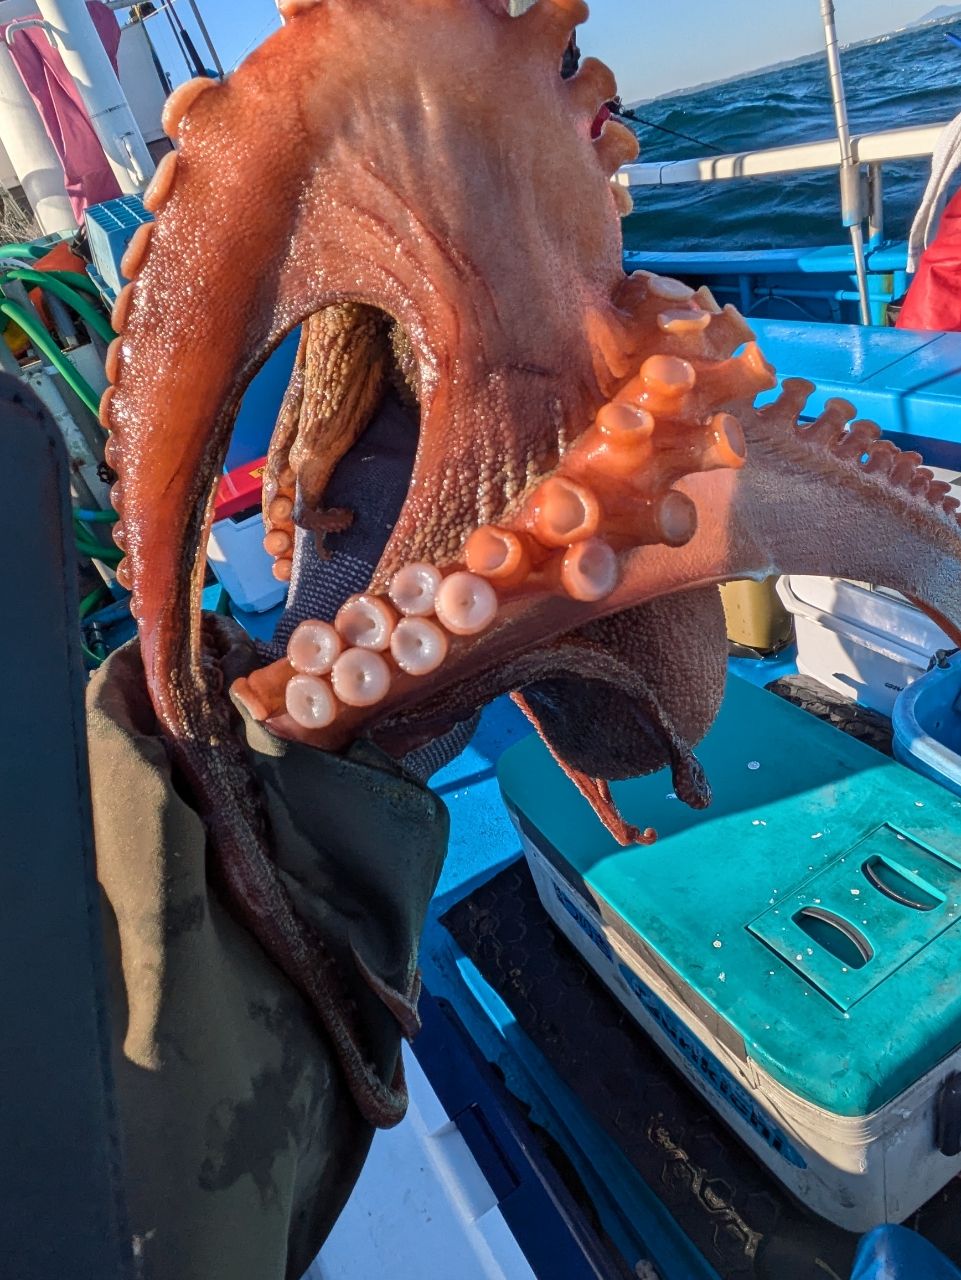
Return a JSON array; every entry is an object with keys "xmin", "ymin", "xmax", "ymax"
[{"xmin": 28, "ymin": 240, "xmax": 88, "ymax": 331}]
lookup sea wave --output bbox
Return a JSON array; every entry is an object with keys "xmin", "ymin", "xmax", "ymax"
[{"xmin": 622, "ymin": 17, "xmax": 961, "ymax": 253}]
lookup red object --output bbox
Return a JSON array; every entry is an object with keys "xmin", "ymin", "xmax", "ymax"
[
  {"xmin": 0, "ymin": 2, "xmax": 123, "ymax": 223},
  {"xmin": 592, "ymin": 104, "xmax": 611, "ymax": 140},
  {"xmin": 215, "ymin": 457, "xmax": 266, "ymax": 521},
  {"xmin": 897, "ymin": 187, "xmax": 961, "ymax": 332}
]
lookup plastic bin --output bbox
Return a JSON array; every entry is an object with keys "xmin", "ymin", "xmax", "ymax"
[
  {"xmin": 892, "ymin": 650, "xmax": 961, "ymax": 798},
  {"xmin": 777, "ymin": 575, "xmax": 953, "ymax": 715},
  {"xmin": 84, "ymin": 195, "xmax": 153, "ymax": 299},
  {"xmin": 207, "ymin": 509, "xmax": 287, "ymax": 614}
]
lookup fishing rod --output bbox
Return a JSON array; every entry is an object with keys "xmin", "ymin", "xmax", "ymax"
[{"xmin": 610, "ymin": 101, "xmax": 724, "ymax": 155}]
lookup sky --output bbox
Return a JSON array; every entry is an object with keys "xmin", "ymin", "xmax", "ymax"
[{"xmin": 145, "ymin": 0, "xmax": 932, "ymax": 103}]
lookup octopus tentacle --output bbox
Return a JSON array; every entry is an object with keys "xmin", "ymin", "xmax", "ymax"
[
  {"xmin": 262, "ymin": 330, "xmax": 306, "ymax": 582},
  {"xmin": 287, "ymin": 305, "xmax": 389, "ymax": 549},
  {"xmin": 263, "ymin": 305, "xmax": 390, "ymax": 570}
]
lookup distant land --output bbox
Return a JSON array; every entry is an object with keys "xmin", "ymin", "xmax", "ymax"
[
  {"xmin": 628, "ymin": 8, "xmax": 961, "ymax": 107},
  {"xmin": 911, "ymin": 5, "xmax": 961, "ymax": 26}
]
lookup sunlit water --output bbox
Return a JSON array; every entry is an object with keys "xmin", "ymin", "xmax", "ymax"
[{"xmin": 622, "ymin": 17, "xmax": 961, "ymax": 252}]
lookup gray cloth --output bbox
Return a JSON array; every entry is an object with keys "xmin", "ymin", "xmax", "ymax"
[{"xmin": 268, "ymin": 388, "xmax": 478, "ymax": 780}]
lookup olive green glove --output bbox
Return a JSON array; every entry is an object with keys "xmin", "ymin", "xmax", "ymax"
[{"xmin": 87, "ymin": 634, "xmax": 449, "ymax": 1280}]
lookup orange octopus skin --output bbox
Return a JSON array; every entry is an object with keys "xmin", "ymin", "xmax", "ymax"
[{"xmin": 103, "ymin": 0, "xmax": 961, "ymax": 1127}]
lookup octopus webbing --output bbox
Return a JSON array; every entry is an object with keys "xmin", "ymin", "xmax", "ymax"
[{"xmin": 101, "ymin": 0, "xmax": 961, "ymax": 1127}]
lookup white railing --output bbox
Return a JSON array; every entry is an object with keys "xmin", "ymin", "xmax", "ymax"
[
  {"xmin": 614, "ymin": 121, "xmax": 946, "ymax": 188},
  {"xmin": 614, "ymin": 119, "xmax": 948, "ymax": 250}
]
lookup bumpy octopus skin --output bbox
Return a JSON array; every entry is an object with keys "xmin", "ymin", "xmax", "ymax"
[{"xmin": 102, "ymin": 0, "xmax": 961, "ymax": 1126}]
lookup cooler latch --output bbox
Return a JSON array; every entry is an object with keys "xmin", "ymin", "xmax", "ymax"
[{"xmin": 936, "ymin": 1073, "xmax": 961, "ymax": 1157}]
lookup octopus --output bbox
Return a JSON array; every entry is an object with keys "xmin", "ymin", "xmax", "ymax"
[{"xmin": 100, "ymin": 0, "xmax": 961, "ymax": 1130}]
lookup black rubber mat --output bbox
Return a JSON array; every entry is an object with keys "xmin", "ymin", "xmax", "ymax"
[
  {"xmin": 442, "ymin": 860, "xmax": 961, "ymax": 1280},
  {"xmin": 765, "ymin": 674, "xmax": 894, "ymax": 756}
]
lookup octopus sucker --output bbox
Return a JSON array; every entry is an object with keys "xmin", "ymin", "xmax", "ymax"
[
  {"xmin": 638, "ymin": 353, "xmax": 697, "ymax": 397},
  {"xmin": 520, "ymin": 0, "xmax": 590, "ymax": 46},
  {"xmin": 434, "ymin": 571, "xmax": 499, "ymax": 636},
  {"xmin": 142, "ymin": 150, "xmax": 179, "ymax": 213},
  {"xmin": 561, "ymin": 537, "xmax": 618, "ymax": 601},
  {"xmin": 567, "ymin": 56, "xmax": 618, "ymax": 113},
  {"xmin": 105, "ymin": 0, "xmax": 961, "ymax": 1129},
  {"xmin": 286, "ymin": 672, "xmax": 338, "ymax": 730},
  {"xmin": 98, "ymin": 385, "xmax": 116, "ymax": 430},
  {"xmin": 287, "ymin": 619, "xmax": 342, "ymax": 675},
  {"xmin": 119, "ymin": 222, "xmax": 153, "ymax": 281},
  {"xmin": 526, "ymin": 476, "xmax": 600, "ymax": 546},
  {"xmin": 111, "ymin": 282, "xmax": 136, "ymax": 333},
  {"xmin": 646, "ymin": 276, "xmax": 696, "ymax": 303},
  {"xmin": 390, "ymin": 618, "xmax": 449, "ymax": 676},
  {"xmin": 104, "ymin": 336, "xmax": 123, "ymax": 385},
  {"xmin": 594, "ymin": 120, "xmax": 640, "ymax": 176},
  {"xmin": 658, "ymin": 309, "xmax": 711, "ymax": 335},
  {"xmin": 388, "ymin": 563, "xmax": 442, "ymax": 617},
  {"xmin": 161, "ymin": 74, "xmax": 217, "ymax": 139},
  {"xmin": 610, "ymin": 182, "xmax": 634, "ymax": 218},
  {"xmin": 331, "ymin": 648, "xmax": 392, "ymax": 707},
  {"xmin": 464, "ymin": 525, "xmax": 532, "ymax": 583},
  {"xmin": 334, "ymin": 595, "xmax": 398, "ymax": 652},
  {"xmin": 279, "ymin": 0, "xmax": 324, "ymax": 18}
]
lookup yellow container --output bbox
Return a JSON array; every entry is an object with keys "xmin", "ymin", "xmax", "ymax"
[{"xmin": 719, "ymin": 577, "xmax": 793, "ymax": 654}]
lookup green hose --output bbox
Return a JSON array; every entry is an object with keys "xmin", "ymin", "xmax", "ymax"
[
  {"xmin": 0, "ymin": 243, "xmax": 46, "ymax": 261},
  {"xmin": 79, "ymin": 585, "xmax": 110, "ymax": 618},
  {"xmin": 0, "ymin": 299, "xmax": 102, "ymax": 417},
  {"xmin": 4, "ymin": 269, "xmax": 115, "ymax": 344},
  {"xmin": 37, "ymin": 269, "xmax": 102, "ymax": 298},
  {"xmin": 74, "ymin": 515, "xmax": 123, "ymax": 565},
  {"xmin": 81, "ymin": 640, "xmax": 105, "ymax": 667},
  {"xmin": 75, "ymin": 533, "xmax": 123, "ymax": 566}
]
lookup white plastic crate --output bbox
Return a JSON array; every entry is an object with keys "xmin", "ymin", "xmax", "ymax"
[
  {"xmin": 777, "ymin": 575, "xmax": 953, "ymax": 715},
  {"xmin": 207, "ymin": 511, "xmax": 287, "ymax": 614}
]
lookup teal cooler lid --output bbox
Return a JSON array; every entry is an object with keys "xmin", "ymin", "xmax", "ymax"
[{"xmin": 497, "ymin": 678, "xmax": 961, "ymax": 1116}]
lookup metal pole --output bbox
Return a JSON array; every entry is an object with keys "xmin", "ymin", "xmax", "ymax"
[
  {"xmin": 185, "ymin": 0, "xmax": 225, "ymax": 79},
  {"xmin": 820, "ymin": 0, "xmax": 872, "ymax": 325},
  {"xmin": 33, "ymin": 0, "xmax": 155, "ymax": 193}
]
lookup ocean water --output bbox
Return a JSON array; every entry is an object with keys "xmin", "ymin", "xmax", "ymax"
[{"xmin": 621, "ymin": 17, "xmax": 961, "ymax": 253}]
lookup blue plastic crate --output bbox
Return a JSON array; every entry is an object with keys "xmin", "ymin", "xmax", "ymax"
[
  {"xmin": 84, "ymin": 195, "xmax": 154, "ymax": 300},
  {"xmin": 892, "ymin": 650, "xmax": 961, "ymax": 798}
]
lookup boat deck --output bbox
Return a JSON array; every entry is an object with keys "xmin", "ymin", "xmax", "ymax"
[{"xmin": 752, "ymin": 318, "xmax": 961, "ymax": 471}]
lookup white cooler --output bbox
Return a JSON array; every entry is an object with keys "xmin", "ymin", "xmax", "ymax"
[{"xmin": 497, "ymin": 677, "xmax": 961, "ymax": 1230}]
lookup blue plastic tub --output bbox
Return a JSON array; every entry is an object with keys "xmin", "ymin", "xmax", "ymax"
[{"xmin": 892, "ymin": 650, "xmax": 961, "ymax": 798}]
